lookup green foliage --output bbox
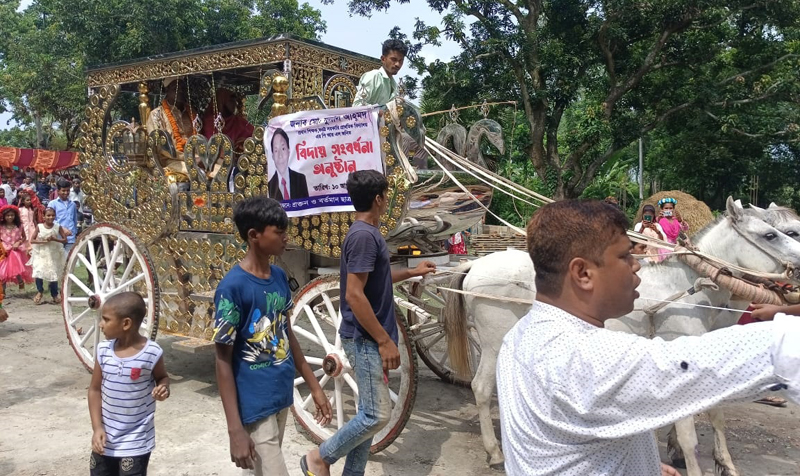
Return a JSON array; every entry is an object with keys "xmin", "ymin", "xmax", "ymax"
[
  {"xmin": 0, "ymin": 0, "xmax": 326, "ymax": 150},
  {"xmin": 0, "ymin": 126, "xmax": 37, "ymax": 148},
  {"xmin": 358, "ymin": 0, "xmax": 800, "ymax": 202}
]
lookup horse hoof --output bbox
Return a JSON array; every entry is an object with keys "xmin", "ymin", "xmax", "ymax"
[
  {"xmin": 489, "ymin": 461, "xmax": 505, "ymax": 471},
  {"xmin": 672, "ymin": 457, "xmax": 687, "ymax": 469}
]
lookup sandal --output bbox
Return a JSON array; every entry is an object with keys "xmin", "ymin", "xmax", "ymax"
[
  {"xmin": 300, "ymin": 455, "xmax": 317, "ymax": 476},
  {"xmin": 33, "ymin": 292, "xmax": 42, "ymax": 305},
  {"xmin": 754, "ymin": 396, "xmax": 787, "ymax": 407}
]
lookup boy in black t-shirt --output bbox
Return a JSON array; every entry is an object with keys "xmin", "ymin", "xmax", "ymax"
[
  {"xmin": 302, "ymin": 170, "xmax": 436, "ymax": 476},
  {"xmin": 214, "ymin": 197, "xmax": 331, "ymax": 476}
]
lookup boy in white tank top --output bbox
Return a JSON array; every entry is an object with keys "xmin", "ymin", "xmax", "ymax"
[{"xmin": 87, "ymin": 292, "xmax": 170, "ymax": 475}]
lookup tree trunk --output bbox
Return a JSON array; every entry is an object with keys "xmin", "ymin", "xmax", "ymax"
[{"xmin": 34, "ymin": 113, "xmax": 44, "ymax": 149}]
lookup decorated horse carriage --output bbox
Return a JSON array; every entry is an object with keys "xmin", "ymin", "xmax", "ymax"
[{"xmin": 65, "ymin": 34, "xmax": 502, "ymax": 452}]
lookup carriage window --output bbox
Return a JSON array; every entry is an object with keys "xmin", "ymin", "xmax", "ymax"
[{"xmin": 334, "ymin": 90, "xmax": 352, "ymax": 108}]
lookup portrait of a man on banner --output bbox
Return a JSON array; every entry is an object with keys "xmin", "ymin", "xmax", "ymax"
[
  {"xmin": 267, "ymin": 128, "xmax": 309, "ymax": 201},
  {"xmin": 264, "ymin": 106, "xmax": 384, "ymax": 217}
]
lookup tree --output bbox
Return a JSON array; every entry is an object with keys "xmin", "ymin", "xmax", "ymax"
[
  {"xmin": 355, "ymin": 0, "xmax": 800, "ymax": 199},
  {"xmin": 0, "ymin": 126, "xmax": 37, "ymax": 148},
  {"xmin": 0, "ymin": 0, "xmax": 327, "ymax": 150}
]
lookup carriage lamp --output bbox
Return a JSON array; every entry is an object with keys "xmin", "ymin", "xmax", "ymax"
[{"xmin": 119, "ymin": 119, "xmax": 148, "ymax": 165}]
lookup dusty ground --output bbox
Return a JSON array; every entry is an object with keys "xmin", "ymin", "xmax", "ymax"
[{"xmin": 1, "ymin": 293, "xmax": 799, "ymax": 476}]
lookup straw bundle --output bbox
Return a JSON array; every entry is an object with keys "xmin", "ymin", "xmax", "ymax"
[{"xmin": 637, "ymin": 190, "xmax": 715, "ymax": 236}]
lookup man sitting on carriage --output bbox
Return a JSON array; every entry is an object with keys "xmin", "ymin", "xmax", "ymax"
[
  {"xmin": 201, "ymin": 83, "xmax": 254, "ymax": 152},
  {"xmin": 146, "ymin": 76, "xmax": 195, "ymax": 191}
]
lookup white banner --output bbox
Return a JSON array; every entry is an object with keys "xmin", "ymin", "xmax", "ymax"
[{"xmin": 264, "ymin": 106, "xmax": 384, "ymax": 217}]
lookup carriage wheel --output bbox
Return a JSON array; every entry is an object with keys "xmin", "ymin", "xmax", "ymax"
[
  {"xmin": 290, "ymin": 274, "xmax": 417, "ymax": 454},
  {"xmin": 402, "ymin": 280, "xmax": 480, "ymax": 387},
  {"xmin": 62, "ymin": 224, "xmax": 159, "ymax": 372}
]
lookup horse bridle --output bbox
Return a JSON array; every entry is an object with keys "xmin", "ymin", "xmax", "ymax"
[{"xmin": 728, "ymin": 216, "xmax": 800, "ymax": 281}]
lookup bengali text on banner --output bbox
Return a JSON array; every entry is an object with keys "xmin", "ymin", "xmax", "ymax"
[{"xmin": 264, "ymin": 106, "xmax": 384, "ymax": 217}]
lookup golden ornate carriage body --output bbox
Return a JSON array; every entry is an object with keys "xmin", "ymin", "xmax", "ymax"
[{"xmin": 66, "ymin": 34, "xmax": 495, "ymax": 452}]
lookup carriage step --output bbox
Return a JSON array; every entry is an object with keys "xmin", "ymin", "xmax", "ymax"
[{"xmin": 171, "ymin": 337, "xmax": 215, "ymax": 354}]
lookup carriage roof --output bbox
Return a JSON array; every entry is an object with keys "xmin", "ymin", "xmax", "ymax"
[{"xmin": 84, "ymin": 33, "xmax": 381, "ymax": 89}]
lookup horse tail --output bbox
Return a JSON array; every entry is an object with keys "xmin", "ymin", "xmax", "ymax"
[{"xmin": 443, "ymin": 262, "xmax": 474, "ymax": 379}]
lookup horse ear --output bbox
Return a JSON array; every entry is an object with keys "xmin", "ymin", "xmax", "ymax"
[
  {"xmin": 769, "ymin": 202, "xmax": 779, "ymax": 209},
  {"xmin": 726, "ymin": 196, "xmax": 744, "ymax": 221},
  {"xmin": 734, "ymin": 199, "xmax": 743, "ymax": 207},
  {"xmin": 750, "ymin": 203, "xmax": 764, "ymax": 212}
]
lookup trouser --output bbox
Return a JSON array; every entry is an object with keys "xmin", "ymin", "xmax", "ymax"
[
  {"xmin": 243, "ymin": 408, "xmax": 289, "ymax": 476},
  {"xmin": 89, "ymin": 452, "xmax": 150, "ymax": 476},
  {"xmin": 35, "ymin": 278, "xmax": 58, "ymax": 297},
  {"xmin": 318, "ymin": 338, "xmax": 392, "ymax": 476}
]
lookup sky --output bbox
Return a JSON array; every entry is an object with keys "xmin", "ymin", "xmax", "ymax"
[{"xmin": 0, "ymin": 0, "xmax": 461, "ymax": 131}]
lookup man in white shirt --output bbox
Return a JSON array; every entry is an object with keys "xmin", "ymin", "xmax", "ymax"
[
  {"xmin": 1, "ymin": 180, "xmax": 17, "ymax": 204},
  {"xmin": 19, "ymin": 176, "xmax": 36, "ymax": 192},
  {"xmin": 69, "ymin": 178, "xmax": 87, "ymax": 230},
  {"xmin": 497, "ymin": 199, "xmax": 800, "ymax": 476},
  {"xmin": 69, "ymin": 178, "xmax": 86, "ymax": 209}
]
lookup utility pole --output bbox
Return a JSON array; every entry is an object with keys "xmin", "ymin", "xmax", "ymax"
[{"xmin": 638, "ymin": 138, "xmax": 644, "ymax": 199}]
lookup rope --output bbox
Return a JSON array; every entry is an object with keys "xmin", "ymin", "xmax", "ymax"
[
  {"xmin": 426, "ymin": 149, "xmax": 527, "ymax": 235},
  {"xmin": 434, "ymin": 286, "xmax": 755, "ymax": 314},
  {"xmin": 420, "ymin": 137, "xmax": 797, "ymax": 283},
  {"xmin": 420, "ymin": 101, "xmax": 518, "ymax": 118}
]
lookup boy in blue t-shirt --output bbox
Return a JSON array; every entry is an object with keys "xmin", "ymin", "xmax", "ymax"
[{"xmin": 214, "ymin": 197, "xmax": 331, "ymax": 476}]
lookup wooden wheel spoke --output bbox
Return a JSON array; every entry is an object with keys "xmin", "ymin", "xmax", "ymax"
[
  {"xmin": 414, "ymin": 325, "xmax": 445, "ymax": 341},
  {"xmin": 436, "ymin": 348, "xmax": 450, "ymax": 367},
  {"xmin": 117, "ymin": 251, "xmax": 137, "ymax": 288},
  {"xmin": 293, "ymin": 324, "xmax": 324, "ymax": 346},
  {"xmin": 305, "ymin": 356, "xmax": 324, "ymax": 367},
  {"xmin": 105, "ymin": 272, "xmax": 146, "ymax": 296},
  {"xmin": 68, "ymin": 273, "xmax": 94, "ymax": 296},
  {"xmin": 79, "ymin": 324, "xmax": 95, "ymax": 346},
  {"xmin": 321, "ymin": 293, "xmax": 339, "ymax": 329},
  {"xmin": 334, "ymin": 378, "xmax": 345, "ymax": 430},
  {"xmin": 343, "ymin": 373, "xmax": 359, "ymax": 397},
  {"xmin": 68, "ymin": 307, "xmax": 92, "ymax": 326},
  {"xmin": 294, "ymin": 368, "xmax": 325, "ymax": 386},
  {"xmin": 101, "ymin": 240, "xmax": 123, "ymax": 291},
  {"xmin": 87, "ymin": 239, "xmax": 102, "ymax": 292},
  {"xmin": 420, "ymin": 330, "xmax": 446, "ymax": 350},
  {"xmin": 304, "ymin": 303, "xmax": 332, "ymax": 353}
]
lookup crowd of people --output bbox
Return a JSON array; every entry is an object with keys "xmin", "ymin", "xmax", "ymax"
[{"xmin": 0, "ymin": 168, "xmax": 84, "ymax": 305}]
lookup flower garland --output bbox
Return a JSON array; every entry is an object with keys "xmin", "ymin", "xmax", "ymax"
[{"xmin": 162, "ymin": 100, "xmax": 196, "ymax": 153}]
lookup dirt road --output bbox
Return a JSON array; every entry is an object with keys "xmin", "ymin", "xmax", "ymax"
[{"xmin": 1, "ymin": 294, "xmax": 799, "ymax": 475}]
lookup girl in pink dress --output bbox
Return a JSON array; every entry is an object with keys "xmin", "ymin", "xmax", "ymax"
[
  {"xmin": 656, "ymin": 197, "xmax": 689, "ymax": 243},
  {"xmin": 656, "ymin": 197, "xmax": 689, "ymax": 260},
  {"xmin": 0, "ymin": 205, "xmax": 33, "ymax": 289},
  {"xmin": 18, "ymin": 192, "xmax": 37, "ymax": 252}
]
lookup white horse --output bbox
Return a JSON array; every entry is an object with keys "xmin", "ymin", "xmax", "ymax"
[{"xmin": 441, "ymin": 197, "xmax": 800, "ymax": 472}]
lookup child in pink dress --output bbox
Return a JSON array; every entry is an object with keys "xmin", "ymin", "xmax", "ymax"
[
  {"xmin": 0, "ymin": 205, "xmax": 33, "ymax": 289},
  {"xmin": 656, "ymin": 197, "xmax": 689, "ymax": 260},
  {"xmin": 18, "ymin": 192, "xmax": 37, "ymax": 252},
  {"xmin": 656, "ymin": 197, "xmax": 689, "ymax": 244}
]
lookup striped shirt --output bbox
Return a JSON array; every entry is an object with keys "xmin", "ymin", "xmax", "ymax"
[{"xmin": 97, "ymin": 339, "xmax": 163, "ymax": 457}]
